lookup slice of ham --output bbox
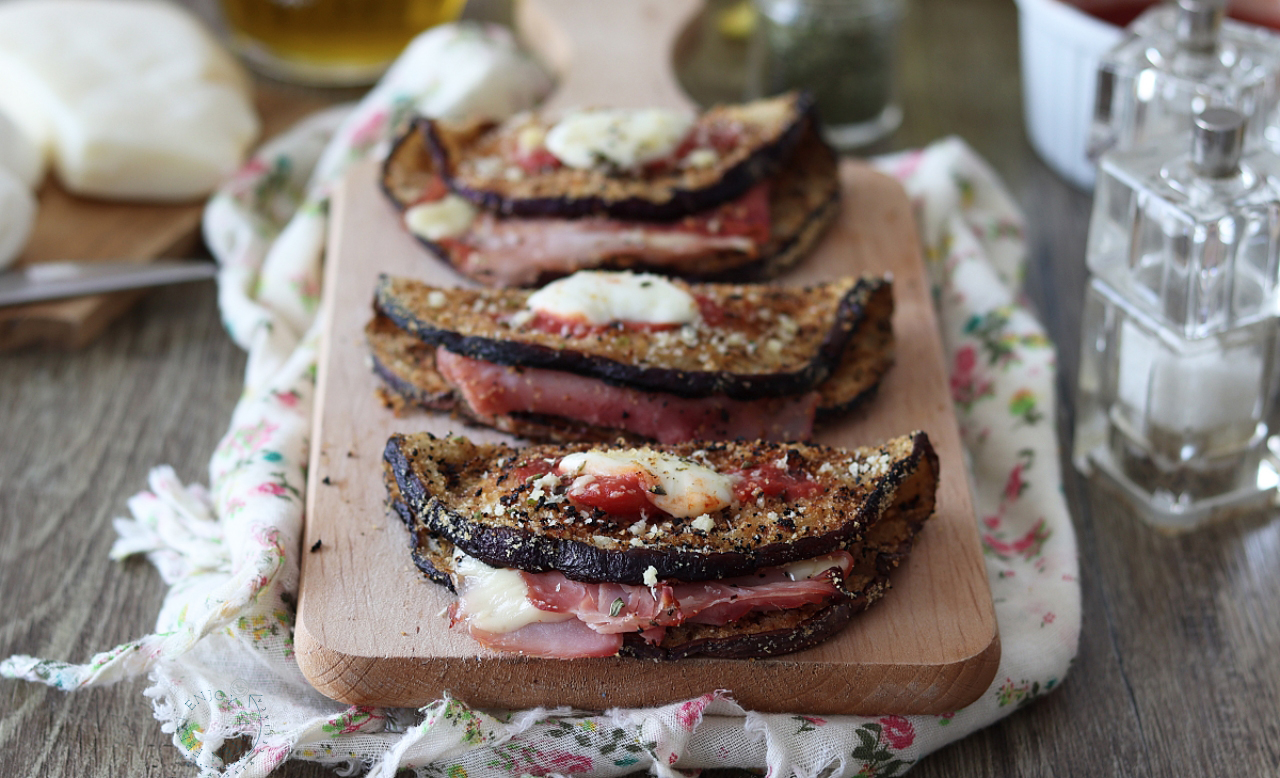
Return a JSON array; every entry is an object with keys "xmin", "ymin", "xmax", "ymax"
[
  {"xmin": 436, "ymin": 348, "xmax": 818, "ymax": 443},
  {"xmin": 429, "ymin": 182, "xmax": 771, "ymax": 287},
  {"xmin": 456, "ymin": 552, "xmax": 853, "ymax": 657}
]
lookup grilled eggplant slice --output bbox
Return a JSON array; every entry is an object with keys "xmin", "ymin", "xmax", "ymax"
[
  {"xmin": 383, "ymin": 431, "xmax": 938, "ymax": 659},
  {"xmin": 383, "ymin": 431, "xmax": 938, "ymax": 586},
  {"xmin": 365, "ymin": 273, "xmax": 893, "ymax": 441},
  {"xmin": 373, "ymin": 274, "xmax": 890, "ymax": 401},
  {"xmin": 426, "ymin": 92, "xmax": 814, "ymax": 220},
  {"xmin": 379, "ymin": 115, "xmax": 839, "ymax": 287}
]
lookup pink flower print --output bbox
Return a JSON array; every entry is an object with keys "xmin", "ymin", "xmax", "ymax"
[
  {"xmin": 272, "ymin": 389, "xmax": 300, "ymax": 408},
  {"xmin": 675, "ymin": 694, "xmax": 713, "ymax": 731},
  {"xmin": 257, "ymin": 482, "xmax": 286, "ymax": 496},
  {"xmin": 1004, "ymin": 463, "xmax": 1027, "ymax": 502},
  {"xmin": 348, "ymin": 109, "xmax": 388, "ymax": 150},
  {"xmin": 949, "ymin": 346, "xmax": 994, "ymax": 409},
  {"xmin": 879, "ymin": 715, "xmax": 915, "ymax": 750},
  {"xmin": 983, "ymin": 516, "xmax": 1000, "ymax": 529}
]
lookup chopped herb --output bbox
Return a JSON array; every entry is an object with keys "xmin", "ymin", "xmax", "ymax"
[{"xmin": 610, "ymin": 597, "xmax": 625, "ymax": 617}]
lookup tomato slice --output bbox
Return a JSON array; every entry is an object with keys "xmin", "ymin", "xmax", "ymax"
[{"xmin": 566, "ymin": 473, "xmax": 661, "ymax": 520}]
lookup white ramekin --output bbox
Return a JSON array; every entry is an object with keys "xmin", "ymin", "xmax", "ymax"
[{"xmin": 1014, "ymin": 0, "xmax": 1127, "ymax": 189}]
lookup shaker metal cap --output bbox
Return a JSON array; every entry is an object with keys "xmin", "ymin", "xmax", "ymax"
[
  {"xmin": 1192, "ymin": 107, "xmax": 1246, "ymax": 178},
  {"xmin": 1175, "ymin": 0, "xmax": 1226, "ymax": 52}
]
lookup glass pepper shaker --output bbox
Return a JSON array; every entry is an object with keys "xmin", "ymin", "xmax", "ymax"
[
  {"xmin": 1088, "ymin": 0, "xmax": 1280, "ymax": 161},
  {"xmin": 1074, "ymin": 107, "xmax": 1280, "ymax": 530},
  {"xmin": 746, "ymin": 0, "xmax": 904, "ymax": 150}
]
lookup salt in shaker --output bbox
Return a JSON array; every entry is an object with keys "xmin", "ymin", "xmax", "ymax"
[{"xmin": 1075, "ymin": 107, "xmax": 1280, "ymax": 530}]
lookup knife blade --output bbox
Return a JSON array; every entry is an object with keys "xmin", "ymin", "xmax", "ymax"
[{"xmin": 0, "ymin": 259, "xmax": 219, "ymax": 308}]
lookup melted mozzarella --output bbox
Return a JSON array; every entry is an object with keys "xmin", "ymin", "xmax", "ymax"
[
  {"xmin": 781, "ymin": 553, "xmax": 847, "ymax": 582},
  {"xmin": 544, "ymin": 108, "xmax": 692, "ymax": 170},
  {"xmin": 557, "ymin": 447, "xmax": 736, "ymax": 518},
  {"xmin": 405, "ymin": 194, "xmax": 478, "ymax": 241},
  {"xmin": 525, "ymin": 270, "xmax": 698, "ymax": 326},
  {"xmin": 453, "ymin": 552, "xmax": 574, "ymax": 634}
]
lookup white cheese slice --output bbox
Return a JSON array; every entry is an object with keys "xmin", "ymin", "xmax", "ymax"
[
  {"xmin": 525, "ymin": 271, "xmax": 698, "ymax": 326},
  {"xmin": 0, "ymin": 167, "xmax": 36, "ymax": 271},
  {"xmin": 453, "ymin": 551, "xmax": 575, "ymax": 634},
  {"xmin": 544, "ymin": 108, "xmax": 693, "ymax": 170},
  {"xmin": 0, "ymin": 0, "xmax": 259, "ymax": 201},
  {"xmin": 558, "ymin": 448, "xmax": 736, "ymax": 519},
  {"xmin": 0, "ymin": 110, "xmax": 43, "ymax": 190},
  {"xmin": 405, "ymin": 194, "xmax": 479, "ymax": 241},
  {"xmin": 780, "ymin": 553, "xmax": 847, "ymax": 582}
]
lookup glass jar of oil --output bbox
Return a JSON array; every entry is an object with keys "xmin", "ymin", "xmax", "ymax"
[{"xmin": 220, "ymin": 0, "xmax": 468, "ymax": 86}]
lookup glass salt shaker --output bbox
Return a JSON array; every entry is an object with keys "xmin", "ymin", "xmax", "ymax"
[
  {"xmin": 1088, "ymin": 0, "xmax": 1280, "ymax": 161},
  {"xmin": 746, "ymin": 0, "xmax": 904, "ymax": 150},
  {"xmin": 1074, "ymin": 107, "xmax": 1280, "ymax": 530}
]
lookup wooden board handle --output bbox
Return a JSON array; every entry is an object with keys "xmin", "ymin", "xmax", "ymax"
[{"xmin": 516, "ymin": 0, "xmax": 701, "ymax": 111}]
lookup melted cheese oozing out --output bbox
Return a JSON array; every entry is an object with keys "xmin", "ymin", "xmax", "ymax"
[
  {"xmin": 525, "ymin": 271, "xmax": 698, "ymax": 326},
  {"xmin": 544, "ymin": 108, "xmax": 693, "ymax": 170},
  {"xmin": 781, "ymin": 553, "xmax": 847, "ymax": 582},
  {"xmin": 558, "ymin": 448, "xmax": 736, "ymax": 518},
  {"xmin": 405, "ymin": 194, "xmax": 479, "ymax": 241},
  {"xmin": 453, "ymin": 552, "xmax": 574, "ymax": 633}
]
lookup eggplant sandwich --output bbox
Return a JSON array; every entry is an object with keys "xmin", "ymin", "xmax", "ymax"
[
  {"xmin": 379, "ymin": 92, "xmax": 840, "ymax": 287},
  {"xmin": 367, "ymin": 269, "xmax": 894, "ymax": 444},
  {"xmin": 384, "ymin": 431, "xmax": 939, "ymax": 659}
]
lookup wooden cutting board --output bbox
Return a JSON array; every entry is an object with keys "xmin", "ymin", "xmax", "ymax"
[
  {"xmin": 295, "ymin": 0, "xmax": 999, "ymax": 715},
  {"xmin": 0, "ymin": 84, "xmax": 336, "ymax": 351}
]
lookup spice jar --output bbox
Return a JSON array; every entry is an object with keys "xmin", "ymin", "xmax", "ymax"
[{"xmin": 747, "ymin": 0, "xmax": 904, "ymax": 149}]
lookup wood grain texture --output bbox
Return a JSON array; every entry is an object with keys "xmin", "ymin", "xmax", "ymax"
[
  {"xmin": 4, "ymin": 0, "xmax": 1280, "ymax": 775},
  {"xmin": 295, "ymin": 156, "xmax": 997, "ymax": 714}
]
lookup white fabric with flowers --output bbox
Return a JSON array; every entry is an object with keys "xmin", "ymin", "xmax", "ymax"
[{"xmin": 1, "ymin": 22, "xmax": 1079, "ymax": 778}]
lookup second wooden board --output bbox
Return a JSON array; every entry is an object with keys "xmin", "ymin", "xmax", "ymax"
[{"xmin": 295, "ymin": 159, "xmax": 999, "ymax": 715}]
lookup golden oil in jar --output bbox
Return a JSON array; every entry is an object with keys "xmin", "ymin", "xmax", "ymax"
[{"xmin": 220, "ymin": 0, "xmax": 467, "ymax": 86}]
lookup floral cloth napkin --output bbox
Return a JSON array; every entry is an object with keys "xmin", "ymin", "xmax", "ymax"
[{"xmin": 1, "ymin": 22, "xmax": 1080, "ymax": 778}]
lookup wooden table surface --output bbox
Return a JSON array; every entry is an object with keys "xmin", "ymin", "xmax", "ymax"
[{"xmin": 2, "ymin": 0, "xmax": 1278, "ymax": 776}]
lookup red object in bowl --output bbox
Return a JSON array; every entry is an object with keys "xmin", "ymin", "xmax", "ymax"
[
  {"xmin": 1067, "ymin": 0, "xmax": 1159, "ymax": 28},
  {"xmin": 1068, "ymin": 0, "xmax": 1280, "ymax": 31}
]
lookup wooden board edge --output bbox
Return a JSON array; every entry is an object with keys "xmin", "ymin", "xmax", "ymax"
[
  {"xmin": 294, "ymin": 614, "xmax": 1001, "ymax": 716},
  {"xmin": 296, "ymin": 159, "xmax": 1002, "ymax": 715}
]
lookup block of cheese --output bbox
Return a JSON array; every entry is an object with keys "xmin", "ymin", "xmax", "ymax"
[
  {"xmin": 0, "ymin": 0, "xmax": 260, "ymax": 202},
  {"xmin": 0, "ymin": 167, "xmax": 35, "ymax": 271},
  {"xmin": 0, "ymin": 110, "xmax": 42, "ymax": 190}
]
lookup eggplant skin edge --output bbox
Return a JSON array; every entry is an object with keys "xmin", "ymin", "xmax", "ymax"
[
  {"xmin": 425, "ymin": 93, "xmax": 817, "ymax": 222},
  {"xmin": 373, "ymin": 275, "xmax": 882, "ymax": 402},
  {"xmin": 382, "ymin": 430, "xmax": 935, "ymax": 586}
]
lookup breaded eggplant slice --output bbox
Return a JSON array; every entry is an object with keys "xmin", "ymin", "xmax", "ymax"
[
  {"xmin": 622, "ymin": 437, "xmax": 938, "ymax": 659},
  {"xmin": 374, "ymin": 274, "xmax": 890, "ymax": 401},
  {"xmin": 383, "ymin": 431, "xmax": 938, "ymax": 586},
  {"xmin": 364, "ymin": 276, "xmax": 893, "ymax": 440},
  {"xmin": 425, "ymin": 93, "xmax": 814, "ymax": 220},
  {"xmin": 385, "ymin": 431, "xmax": 937, "ymax": 659},
  {"xmin": 379, "ymin": 118, "xmax": 839, "ymax": 287}
]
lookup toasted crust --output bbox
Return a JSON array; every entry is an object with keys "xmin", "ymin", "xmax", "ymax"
[
  {"xmin": 375, "ymin": 275, "xmax": 887, "ymax": 401},
  {"xmin": 379, "ymin": 117, "xmax": 839, "ymax": 286},
  {"xmin": 384, "ymin": 431, "xmax": 937, "ymax": 585},
  {"xmin": 385, "ymin": 431, "xmax": 938, "ymax": 658},
  {"xmin": 365, "ymin": 276, "xmax": 893, "ymax": 439},
  {"xmin": 426, "ymin": 93, "xmax": 813, "ymax": 220}
]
